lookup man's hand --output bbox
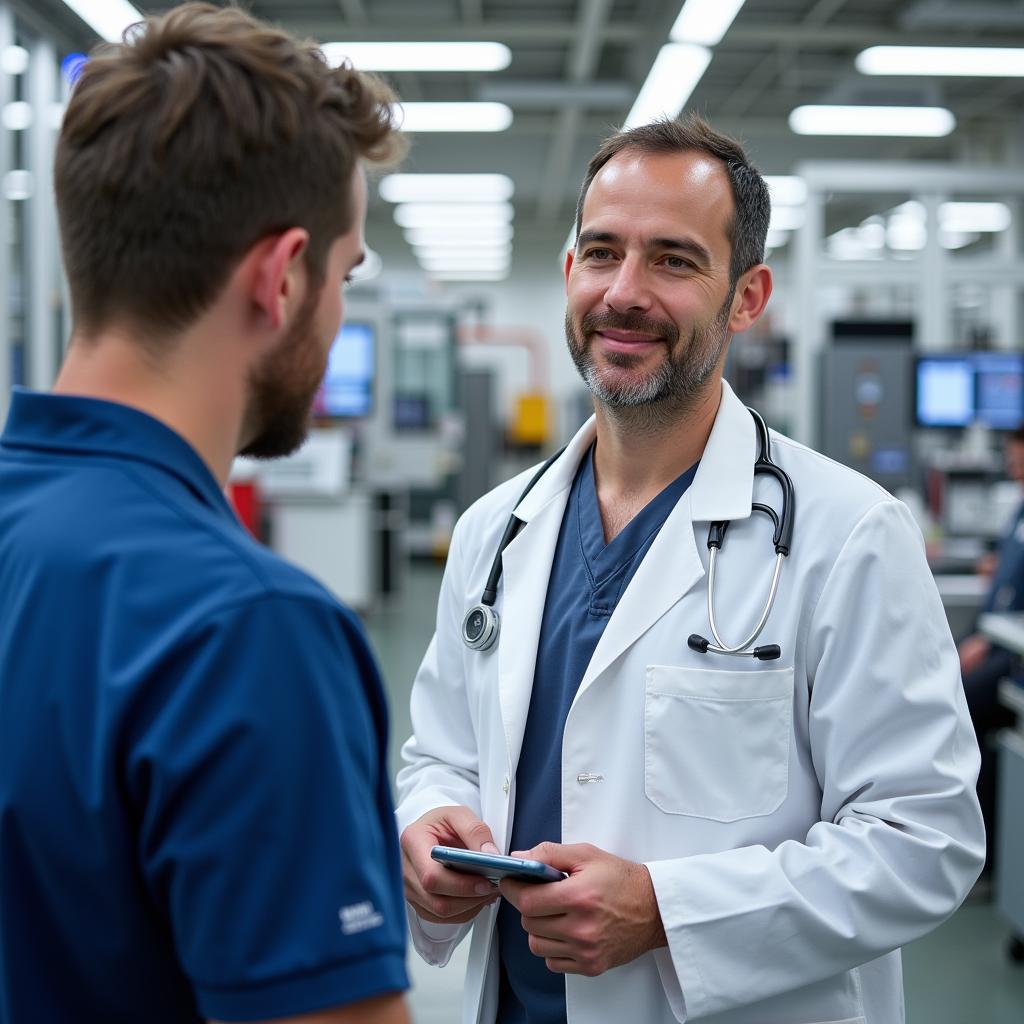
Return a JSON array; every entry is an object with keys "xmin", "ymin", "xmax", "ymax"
[
  {"xmin": 499, "ymin": 842, "xmax": 666, "ymax": 977},
  {"xmin": 400, "ymin": 806, "xmax": 501, "ymax": 925},
  {"xmin": 959, "ymin": 633, "xmax": 990, "ymax": 676}
]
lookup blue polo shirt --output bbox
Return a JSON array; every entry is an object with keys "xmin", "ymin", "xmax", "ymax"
[
  {"xmin": 496, "ymin": 444, "xmax": 697, "ymax": 1023},
  {"xmin": 0, "ymin": 390, "xmax": 408, "ymax": 1022}
]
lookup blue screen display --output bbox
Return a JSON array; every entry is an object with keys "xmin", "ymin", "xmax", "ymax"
[
  {"xmin": 915, "ymin": 352, "xmax": 1024, "ymax": 430},
  {"xmin": 313, "ymin": 322, "xmax": 374, "ymax": 419}
]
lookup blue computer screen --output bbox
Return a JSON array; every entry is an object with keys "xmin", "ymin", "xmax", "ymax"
[
  {"xmin": 915, "ymin": 352, "xmax": 1024, "ymax": 430},
  {"xmin": 313, "ymin": 322, "xmax": 374, "ymax": 419}
]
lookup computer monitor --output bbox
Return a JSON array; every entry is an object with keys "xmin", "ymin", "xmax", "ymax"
[
  {"xmin": 312, "ymin": 322, "xmax": 374, "ymax": 419},
  {"xmin": 914, "ymin": 352, "xmax": 1024, "ymax": 430}
]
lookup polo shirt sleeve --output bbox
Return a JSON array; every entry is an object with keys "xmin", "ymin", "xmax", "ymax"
[{"xmin": 123, "ymin": 593, "xmax": 408, "ymax": 1021}]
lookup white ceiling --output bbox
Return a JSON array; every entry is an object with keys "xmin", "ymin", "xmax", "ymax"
[{"xmin": 20, "ymin": 0, "xmax": 1024, "ymax": 258}]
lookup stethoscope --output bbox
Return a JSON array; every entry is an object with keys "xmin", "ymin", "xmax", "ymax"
[{"xmin": 461, "ymin": 407, "xmax": 794, "ymax": 662}]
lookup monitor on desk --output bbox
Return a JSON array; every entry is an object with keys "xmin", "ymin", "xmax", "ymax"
[
  {"xmin": 312, "ymin": 322, "xmax": 374, "ymax": 420},
  {"xmin": 915, "ymin": 352, "xmax": 1024, "ymax": 430}
]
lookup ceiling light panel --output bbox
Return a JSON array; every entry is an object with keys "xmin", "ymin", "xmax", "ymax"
[
  {"xmin": 764, "ymin": 176, "xmax": 808, "ymax": 206},
  {"xmin": 788, "ymin": 105, "xmax": 955, "ymax": 137},
  {"xmin": 856, "ymin": 46, "xmax": 1024, "ymax": 77},
  {"xmin": 394, "ymin": 102, "xmax": 512, "ymax": 133},
  {"xmin": 624, "ymin": 43, "xmax": 711, "ymax": 129},
  {"xmin": 394, "ymin": 202, "xmax": 515, "ymax": 229},
  {"xmin": 429, "ymin": 269, "xmax": 511, "ymax": 282},
  {"xmin": 670, "ymin": 0, "xmax": 746, "ymax": 46},
  {"xmin": 405, "ymin": 224, "xmax": 515, "ymax": 247},
  {"xmin": 380, "ymin": 174, "xmax": 514, "ymax": 204},
  {"xmin": 322, "ymin": 42, "xmax": 511, "ymax": 72},
  {"xmin": 60, "ymin": 1, "xmax": 142, "ymax": 42}
]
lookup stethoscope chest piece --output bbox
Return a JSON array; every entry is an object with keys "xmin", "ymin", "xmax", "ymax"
[{"xmin": 462, "ymin": 604, "xmax": 500, "ymax": 651}]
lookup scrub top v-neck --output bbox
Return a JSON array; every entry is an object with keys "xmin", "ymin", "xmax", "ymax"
[{"xmin": 496, "ymin": 443, "xmax": 698, "ymax": 1024}]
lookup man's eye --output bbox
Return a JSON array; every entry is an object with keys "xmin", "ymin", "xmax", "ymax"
[
  {"xmin": 664, "ymin": 255, "xmax": 692, "ymax": 270},
  {"xmin": 588, "ymin": 248, "xmax": 613, "ymax": 260}
]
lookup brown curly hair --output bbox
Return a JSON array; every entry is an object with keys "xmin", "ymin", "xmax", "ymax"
[{"xmin": 55, "ymin": 2, "xmax": 405, "ymax": 341}]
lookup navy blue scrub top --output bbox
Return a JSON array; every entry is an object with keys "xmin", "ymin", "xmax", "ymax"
[
  {"xmin": 0, "ymin": 391, "xmax": 408, "ymax": 1023},
  {"xmin": 496, "ymin": 444, "xmax": 698, "ymax": 1024}
]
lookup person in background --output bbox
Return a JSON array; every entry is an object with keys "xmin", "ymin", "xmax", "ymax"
[
  {"xmin": 395, "ymin": 115, "xmax": 984, "ymax": 1024},
  {"xmin": 0, "ymin": 5, "xmax": 409, "ymax": 1022},
  {"xmin": 959, "ymin": 423, "xmax": 1024, "ymax": 873}
]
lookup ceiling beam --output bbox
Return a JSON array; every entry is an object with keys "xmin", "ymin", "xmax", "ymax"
[
  {"xmin": 536, "ymin": 0, "xmax": 615, "ymax": 223},
  {"xmin": 728, "ymin": 24, "xmax": 1024, "ymax": 47},
  {"xmin": 337, "ymin": 0, "xmax": 367, "ymax": 23}
]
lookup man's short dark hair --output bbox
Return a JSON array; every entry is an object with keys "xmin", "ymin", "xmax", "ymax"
[
  {"xmin": 574, "ymin": 113, "xmax": 771, "ymax": 287},
  {"xmin": 55, "ymin": 2, "xmax": 404, "ymax": 342}
]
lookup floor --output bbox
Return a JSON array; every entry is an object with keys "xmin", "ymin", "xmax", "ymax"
[{"xmin": 364, "ymin": 562, "xmax": 1024, "ymax": 1024}]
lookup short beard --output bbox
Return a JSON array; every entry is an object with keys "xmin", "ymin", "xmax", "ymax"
[
  {"xmin": 240, "ymin": 284, "xmax": 326, "ymax": 460},
  {"xmin": 566, "ymin": 296, "xmax": 732, "ymax": 429}
]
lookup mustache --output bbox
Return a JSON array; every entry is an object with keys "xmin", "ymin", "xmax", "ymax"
[{"xmin": 579, "ymin": 310, "xmax": 679, "ymax": 346}]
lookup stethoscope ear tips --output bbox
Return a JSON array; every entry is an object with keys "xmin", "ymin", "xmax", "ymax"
[{"xmin": 462, "ymin": 604, "xmax": 500, "ymax": 651}]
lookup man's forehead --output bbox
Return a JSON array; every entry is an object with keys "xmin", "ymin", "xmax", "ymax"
[
  {"xmin": 591, "ymin": 148, "xmax": 729, "ymax": 195},
  {"xmin": 582, "ymin": 149, "xmax": 734, "ymax": 242}
]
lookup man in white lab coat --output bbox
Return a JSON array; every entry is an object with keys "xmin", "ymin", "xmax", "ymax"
[{"xmin": 395, "ymin": 115, "xmax": 985, "ymax": 1024}]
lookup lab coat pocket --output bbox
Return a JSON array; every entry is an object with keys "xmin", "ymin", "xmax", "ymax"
[{"xmin": 644, "ymin": 665, "xmax": 794, "ymax": 821}]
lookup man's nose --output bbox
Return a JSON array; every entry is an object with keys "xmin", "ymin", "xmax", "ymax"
[{"xmin": 603, "ymin": 256, "xmax": 653, "ymax": 313}]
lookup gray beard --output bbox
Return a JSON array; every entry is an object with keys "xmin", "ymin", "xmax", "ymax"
[{"xmin": 566, "ymin": 305, "xmax": 731, "ymax": 431}]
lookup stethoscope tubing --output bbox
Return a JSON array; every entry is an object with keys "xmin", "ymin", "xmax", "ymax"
[
  {"xmin": 705, "ymin": 549, "xmax": 785, "ymax": 655},
  {"xmin": 462, "ymin": 406, "xmax": 793, "ymax": 661}
]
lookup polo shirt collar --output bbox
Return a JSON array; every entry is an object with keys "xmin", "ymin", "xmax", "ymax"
[{"xmin": 1, "ymin": 389, "xmax": 234, "ymax": 518}]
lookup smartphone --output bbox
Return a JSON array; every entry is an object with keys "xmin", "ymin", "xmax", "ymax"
[{"xmin": 430, "ymin": 845, "xmax": 566, "ymax": 884}]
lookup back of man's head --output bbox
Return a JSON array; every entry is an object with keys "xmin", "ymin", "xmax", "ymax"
[{"xmin": 55, "ymin": 1, "xmax": 403, "ymax": 344}]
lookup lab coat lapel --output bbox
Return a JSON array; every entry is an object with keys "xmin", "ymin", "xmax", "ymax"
[
  {"xmin": 574, "ymin": 381, "xmax": 757, "ymax": 700},
  {"xmin": 497, "ymin": 418, "xmax": 597, "ymax": 775}
]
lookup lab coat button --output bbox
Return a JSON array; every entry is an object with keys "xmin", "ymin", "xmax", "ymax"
[{"xmin": 502, "ymin": 776, "xmax": 510, "ymax": 795}]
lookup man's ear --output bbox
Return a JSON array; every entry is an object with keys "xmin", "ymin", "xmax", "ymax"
[
  {"xmin": 727, "ymin": 264, "xmax": 773, "ymax": 336},
  {"xmin": 564, "ymin": 245, "xmax": 575, "ymax": 289},
  {"xmin": 249, "ymin": 227, "xmax": 310, "ymax": 331}
]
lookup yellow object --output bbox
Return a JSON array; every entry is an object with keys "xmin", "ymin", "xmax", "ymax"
[{"xmin": 510, "ymin": 393, "xmax": 551, "ymax": 447}]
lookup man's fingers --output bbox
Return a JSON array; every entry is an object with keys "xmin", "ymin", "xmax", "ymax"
[{"xmin": 409, "ymin": 891, "xmax": 498, "ymax": 924}]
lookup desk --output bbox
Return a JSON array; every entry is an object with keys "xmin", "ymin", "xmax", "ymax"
[{"xmin": 978, "ymin": 613, "xmax": 1024, "ymax": 941}]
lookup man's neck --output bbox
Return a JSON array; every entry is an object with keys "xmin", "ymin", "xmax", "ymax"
[
  {"xmin": 590, "ymin": 379, "xmax": 721, "ymax": 541},
  {"xmin": 53, "ymin": 329, "xmax": 245, "ymax": 486}
]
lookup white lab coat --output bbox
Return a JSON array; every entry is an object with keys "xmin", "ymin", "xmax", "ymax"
[{"xmin": 396, "ymin": 380, "xmax": 985, "ymax": 1024}]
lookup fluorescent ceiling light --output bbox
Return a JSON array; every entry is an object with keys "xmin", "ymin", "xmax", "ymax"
[
  {"xmin": 394, "ymin": 102, "xmax": 512, "ymax": 133},
  {"xmin": 415, "ymin": 244, "xmax": 513, "ymax": 259},
  {"xmin": 1, "ymin": 46, "xmax": 29, "ymax": 75},
  {"xmin": 419, "ymin": 254, "xmax": 511, "ymax": 270},
  {"xmin": 940, "ymin": 201, "xmax": 1011, "ymax": 233},
  {"xmin": 624, "ymin": 43, "xmax": 711, "ymax": 129},
  {"xmin": 764, "ymin": 176, "xmax": 807, "ymax": 206},
  {"xmin": 60, "ymin": 0, "xmax": 142, "ymax": 42},
  {"xmin": 3, "ymin": 169, "xmax": 32, "ymax": 200},
  {"xmin": 765, "ymin": 229, "xmax": 790, "ymax": 249},
  {"xmin": 856, "ymin": 46, "xmax": 1024, "ymax": 77},
  {"xmin": 429, "ymin": 269, "xmax": 511, "ymax": 282},
  {"xmin": 380, "ymin": 174, "xmax": 514, "ymax": 204},
  {"xmin": 322, "ymin": 41, "xmax": 510, "ymax": 72},
  {"xmin": 769, "ymin": 206, "xmax": 805, "ymax": 231},
  {"xmin": 670, "ymin": 0, "xmax": 745, "ymax": 46},
  {"xmin": 394, "ymin": 202, "xmax": 514, "ymax": 229},
  {"xmin": 789, "ymin": 105, "xmax": 955, "ymax": 137},
  {"xmin": 405, "ymin": 224, "xmax": 514, "ymax": 246},
  {"xmin": 2, "ymin": 102, "xmax": 32, "ymax": 131}
]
